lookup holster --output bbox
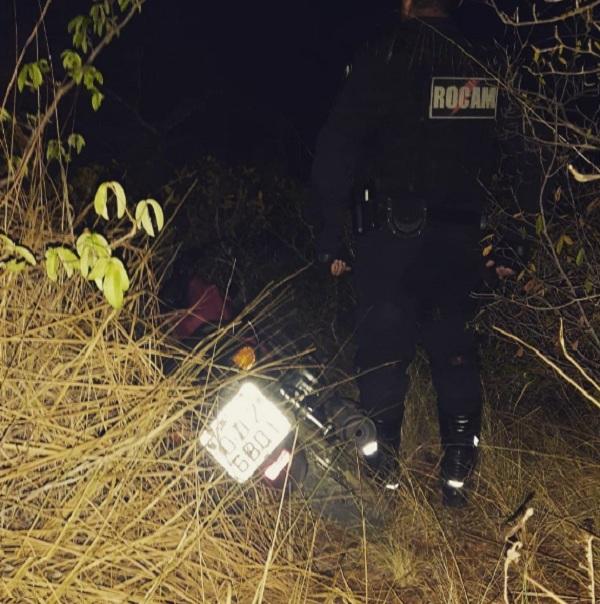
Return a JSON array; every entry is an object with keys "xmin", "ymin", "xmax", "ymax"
[{"xmin": 353, "ymin": 188, "xmax": 428, "ymax": 239}]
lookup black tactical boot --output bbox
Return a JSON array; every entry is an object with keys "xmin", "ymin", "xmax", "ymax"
[
  {"xmin": 361, "ymin": 423, "xmax": 401, "ymax": 492},
  {"xmin": 439, "ymin": 413, "xmax": 480, "ymax": 508}
]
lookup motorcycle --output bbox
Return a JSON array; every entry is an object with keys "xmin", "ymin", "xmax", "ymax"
[{"xmin": 163, "ymin": 273, "xmax": 395, "ymax": 529}]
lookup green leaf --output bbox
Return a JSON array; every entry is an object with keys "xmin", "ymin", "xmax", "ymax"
[
  {"xmin": 556, "ymin": 234, "xmax": 574, "ymax": 255},
  {"xmin": 0, "ymin": 108, "xmax": 11, "ymax": 123},
  {"xmin": 76, "ymin": 232, "xmax": 111, "ymax": 278},
  {"xmin": 30, "ymin": 64, "xmax": 43, "ymax": 88},
  {"xmin": 0, "ymin": 234, "xmax": 15, "ymax": 254},
  {"xmin": 91, "ymin": 90, "xmax": 104, "ymax": 111},
  {"xmin": 61, "ymin": 49, "xmax": 82, "ymax": 72},
  {"xmin": 68, "ymin": 16, "xmax": 91, "ymax": 53},
  {"xmin": 83, "ymin": 69, "xmax": 95, "ymax": 89},
  {"xmin": 5, "ymin": 259, "xmax": 26, "ymax": 274},
  {"xmin": 94, "ymin": 181, "xmax": 126, "ymax": 220},
  {"xmin": 47, "ymin": 140, "xmax": 63, "ymax": 162},
  {"xmin": 57, "ymin": 247, "xmax": 80, "ymax": 278},
  {"xmin": 90, "ymin": 233, "xmax": 111, "ymax": 253},
  {"xmin": 76, "ymin": 232, "xmax": 91, "ymax": 256},
  {"xmin": 38, "ymin": 59, "xmax": 50, "ymax": 73},
  {"xmin": 61, "ymin": 51, "xmax": 84, "ymax": 85},
  {"xmin": 103, "ymin": 257, "xmax": 130, "ymax": 309},
  {"xmin": 67, "ymin": 133, "xmax": 86, "ymax": 154},
  {"xmin": 79, "ymin": 246, "xmax": 91, "ymax": 278},
  {"xmin": 576, "ymin": 248, "xmax": 586, "ymax": 267},
  {"xmin": 135, "ymin": 199, "xmax": 164, "ymax": 237},
  {"xmin": 45, "ymin": 249, "xmax": 59, "ymax": 282},
  {"xmin": 14, "ymin": 245, "xmax": 36, "ymax": 266},
  {"xmin": 535, "ymin": 214, "xmax": 544, "ymax": 237},
  {"xmin": 87, "ymin": 256, "xmax": 109, "ymax": 282},
  {"xmin": 17, "ymin": 66, "xmax": 28, "ymax": 93},
  {"xmin": 16, "ymin": 61, "xmax": 49, "ymax": 93},
  {"xmin": 90, "ymin": 4, "xmax": 108, "ymax": 36},
  {"xmin": 94, "ymin": 183, "xmax": 109, "ymax": 220}
]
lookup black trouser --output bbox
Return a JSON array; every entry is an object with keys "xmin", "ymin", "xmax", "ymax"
[{"xmin": 353, "ymin": 219, "xmax": 483, "ymax": 449}]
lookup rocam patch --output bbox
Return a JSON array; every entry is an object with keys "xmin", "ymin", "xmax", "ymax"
[{"xmin": 429, "ymin": 77, "xmax": 498, "ymax": 120}]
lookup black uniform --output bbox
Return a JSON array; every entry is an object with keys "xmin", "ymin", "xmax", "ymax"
[{"xmin": 312, "ymin": 16, "xmax": 501, "ymax": 502}]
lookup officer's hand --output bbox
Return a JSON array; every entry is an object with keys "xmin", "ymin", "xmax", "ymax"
[
  {"xmin": 331, "ymin": 259, "xmax": 351, "ymax": 277},
  {"xmin": 485, "ymin": 259, "xmax": 515, "ymax": 280}
]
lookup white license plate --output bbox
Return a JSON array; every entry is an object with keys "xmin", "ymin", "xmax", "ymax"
[{"xmin": 199, "ymin": 382, "xmax": 292, "ymax": 483}]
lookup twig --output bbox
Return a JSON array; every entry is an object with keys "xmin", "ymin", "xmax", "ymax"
[
  {"xmin": 568, "ymin": 164, "xmax": 600, "ymax": 183},
  {"xmin": 558, "ymin": 319, "xmax": 600, "ymax": 393},
  {"xmin": 584, "ymin": 536, "xmax": 595, "ymax": 604},
  {"xmin": 492, "ymin": 325, "xmax": 600, "ymax": 411},
  {"xmin": 504, "ymin": 541, "xmax": 523, "ymax": 604},
  {"xmin": 504, "ymin": 507, "xmax": 535, "ymax": 544},
  {"xmin": 524, "ymin": 575, "xmax": 569, "ymax": 604},
  {"xmin": 491, "ymin": 0, "xmax": 600, "ymax": 27},
  {"xmin": 503, "ymin": 507, "xmax": 534, "ymax": 604}
]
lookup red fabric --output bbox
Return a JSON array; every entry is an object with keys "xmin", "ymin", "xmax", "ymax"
[{"xmin": 175, "ymin": 276, "xmax": 232, "ymax": 338}]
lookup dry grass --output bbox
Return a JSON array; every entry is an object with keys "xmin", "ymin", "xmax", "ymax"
[{"xmin": 0, "ymin": 207, "xmax": 598, "ymax": 603}]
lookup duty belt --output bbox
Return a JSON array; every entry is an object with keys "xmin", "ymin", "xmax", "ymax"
[
  {"xmin": 385, "ymin": 197, "xmax": 427, "ymax": 239},
  {"xmin": 354, "ymin": 192, "xmax": 481, "ymax": 239}
]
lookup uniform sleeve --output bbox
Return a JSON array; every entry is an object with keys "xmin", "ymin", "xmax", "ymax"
[{"xmin": 310, "ymin": 47, "xmax": 388, "ymax": 257}]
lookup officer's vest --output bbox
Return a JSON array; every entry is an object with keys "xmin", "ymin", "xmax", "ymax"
[{"xmin": 368, "ymin": 20, "xmax": 499, "ymax": 208}]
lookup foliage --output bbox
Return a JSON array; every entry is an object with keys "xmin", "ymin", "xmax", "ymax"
[
  {"xmin": 478, "ymin": 0, "xmax": 600, "ymax": 411},
  {"xmin": 0, "ymin": 0, "xmax": 157, "ymax": 310},
  {"xmin": 46, "ymin": 133, "xmax": 86, "ymax": 163},
  {"xmin": 1, "ymin": 181, "xmax": 163, "ymax": 309},
  {"xmin": 0, "ymin": 234, "xmax": 37, "ymax": 273},
  {"xmin": 1, "ymin": 0, "xmax": 147, "ymax": 195},
  {"xmin": 17, "ymin": 59, "xmax": 50, "ymax": 93}
]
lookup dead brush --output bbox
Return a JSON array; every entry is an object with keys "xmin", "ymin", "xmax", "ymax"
[
  {"xmin": 0, "ymin": 203, "xmax": 376, "ymax": 601},
  {"xmin": 1, "ymin": 120, "xmax": 598, "ymax": 604},
  {"xmin": 2, "ymin": 160, "xmax": 596, "ymax": 601}
]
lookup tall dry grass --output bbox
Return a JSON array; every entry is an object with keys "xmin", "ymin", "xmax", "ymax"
[{"xmin": 0, "ymin": 216, "xmax": 598, "ymax": 602}]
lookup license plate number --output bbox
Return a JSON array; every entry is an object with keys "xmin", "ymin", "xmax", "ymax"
[{"xmin": 199, "ymin": 382, "xmax": 291, "ymax": 483}]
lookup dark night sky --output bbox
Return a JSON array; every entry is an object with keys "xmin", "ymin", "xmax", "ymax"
[{"xmin": 1, "ymin": 1, "xmax": 509, "ymax": 178}]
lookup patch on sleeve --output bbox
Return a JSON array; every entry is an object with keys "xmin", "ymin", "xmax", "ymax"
[{"xmin": 429, "ymin": 77, "xmax": 498, "ymax": 120}]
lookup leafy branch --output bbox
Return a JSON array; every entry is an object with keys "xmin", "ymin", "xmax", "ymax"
[
  {"xmin": 1, "ymin": 0, "xmax": 147, "ymax": 202},
  {"xmin": 1, "ymin": 181, "xmax": 164, "ymax": 309}
]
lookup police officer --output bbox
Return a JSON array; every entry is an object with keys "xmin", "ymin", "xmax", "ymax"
[{"xmin": 311, "ymin": 0, "xmax": 517, "ymax": 506}]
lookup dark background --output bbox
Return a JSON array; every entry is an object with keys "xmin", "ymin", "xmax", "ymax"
[{"xmin": 1, "ymin": 0, "xmax": 513, "ymax": 183}]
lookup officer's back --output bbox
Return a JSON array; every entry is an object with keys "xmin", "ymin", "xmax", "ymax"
[
  {"xmin": 369, "ymin": 17, "xmax": 497, "ymax": 209},
  {"xmin": 311, "ymin": 9, "xmax": 499, "ymax": 244}
]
